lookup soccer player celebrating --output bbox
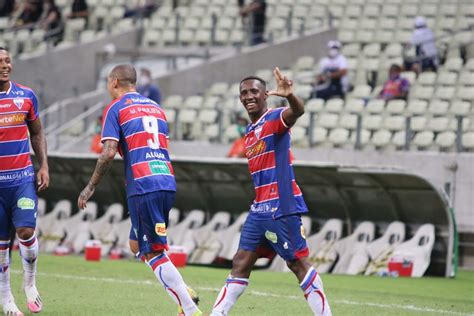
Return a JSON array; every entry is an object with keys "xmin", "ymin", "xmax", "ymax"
[
  {"xmin": 211, "ymin": 68, "xmax": 332, "ymax": 316},
  {"xmin": 0, "ymin": 47, "xmax": 49, "ymax": 315},
  {"xmin": 77, "ymin": 64, "xmax": 201, "ymax": 316}
]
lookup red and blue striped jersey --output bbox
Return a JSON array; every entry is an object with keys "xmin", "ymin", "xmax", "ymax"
[
  {"xmin": 244, "ymin": 107, "xmax": 308, "ymax": 219},
  {"xmin": 0, "ymin": 82, "xmax": 39, "ymax": 188},
  {"xmin": 101, "ymin": 92, "xmax": 176, "ymax": 197}
]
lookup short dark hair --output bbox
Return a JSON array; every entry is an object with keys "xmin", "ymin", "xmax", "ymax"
[
  {"xmin": 240, "ymin": 76, "xmax": 266, "ymax": 90},
  {"xmin": 109, "ymin": 64, "xmax": 137, "ymax": 86},
  {"xmin": 0, "ymin": 47, "xmax": 9, "ymax": 53},
  {"xmin": 390, "ymin": 64, "xmax": 402, "ymax": 72}
]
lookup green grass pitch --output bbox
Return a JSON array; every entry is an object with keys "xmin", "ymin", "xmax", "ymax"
[{"xmin": 7, "ymin": 253, "xmax": 474, "ymax": 315}]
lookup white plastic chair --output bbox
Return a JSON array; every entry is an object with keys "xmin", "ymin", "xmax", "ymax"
[
  {"xmin": 217, "ymin": 213, "xmax": 248, "ymax": 261},
  {"xmin": 167, "ymin": 210, "xmax": 205, "ymax": 252},
  {"xmin": 364, "ymin": 222, "xmax": 406, "ymax": 275},
  {"xmin": 389, "ymin": 224, "xmax": 435, "ymax": 277},
  {"xmin": 333, "ymin": 221, "xmax": 375, "ymax": 275}
]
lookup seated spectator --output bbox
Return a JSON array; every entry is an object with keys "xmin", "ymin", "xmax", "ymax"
[
  {"xmin": 39, "ymin": 0, "xmax": 63, "ymax": 44},
  {"xmin": 137, "ymin": 68, "xmax": 161, "ymax": 104},
  {"xmin": 238, "ymin": 0, "xmax": 266, "ymax": 46},
  {"xmin": 12, "ymin": 0, "xmax": 42, "ymax": 30},
  {"xmin": 0, "ymin": 0, "xmax": 15, "ymax": 17},
  {"xmin": 124, "ymin": 0, "xmax": 158, "ymax": 19},
  {"xmin": 378, "ymin": 64, "xmax": 410, "ymax": 101},
  {"xmin": 227, "ymin": 117, "xmax": 248, "ymax": 158},
  {"xmin": 311, "ymin": 40, "xmax": 349, "ymax": 101},
  {"xmin": 404, "ymin": 16, "xmax": 438, "ymax": 74},
  {"xmin": 68, "ymin": 0, "xmax": 88, "ymax": 20}
]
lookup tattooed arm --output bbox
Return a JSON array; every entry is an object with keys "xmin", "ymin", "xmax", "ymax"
[
  {"xmin": 28, "ymin": 118, "xmax": 49, "ymax": 191},
  {"xmin": 77, "ymin": 140, "xmax": 118, "ymax": 209}
]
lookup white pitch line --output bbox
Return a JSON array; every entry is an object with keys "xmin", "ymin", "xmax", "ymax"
[{"xmin": 11, "ymin": 270, "xmax": 474, "ymax": 316}]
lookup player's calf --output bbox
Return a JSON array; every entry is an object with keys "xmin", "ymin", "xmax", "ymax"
[
  {"xmin": 299, "ymin": 267, "xmax": 331, "ymax": 316},
  {"xmin": 146, "ymin": 251, "xmax": 201, "ymax": 316}
]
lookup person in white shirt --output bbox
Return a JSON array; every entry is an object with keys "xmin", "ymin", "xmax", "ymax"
[
  {"xmin": 311, "ymin": 40, "xmax": 349, "ymax": 100},
  {"xmin": 405, "ymin": 16, "xmax": 438, "ymax": 73}
]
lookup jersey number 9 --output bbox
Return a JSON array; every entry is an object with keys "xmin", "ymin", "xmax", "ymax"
[{"xmin": 142, "ymin": 116, "xmax": 160, "ymax": 149}]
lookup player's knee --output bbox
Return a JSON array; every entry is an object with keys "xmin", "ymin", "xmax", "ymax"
[
  {"xmin": 231, "ymin": 251, "xmax": 252, "ymax": 277},
  {"xmin": 16, "ymin": 227, "xmax": 35, "ymax": 240},
  {"xmin": 286, "ymin": 258, "xmax": 308, "ymax": 275}
]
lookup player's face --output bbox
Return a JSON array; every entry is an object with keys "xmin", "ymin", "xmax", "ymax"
[
  {"xmin": 240, "ymin": 80, "xmax": 267, "ymax": 117},
  {"xmin": 0, "ymin": 50, "xmax": 12, "ymax": 84}
]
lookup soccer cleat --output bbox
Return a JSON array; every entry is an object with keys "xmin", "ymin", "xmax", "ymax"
[
  {"xmin": 177, "ymin": 286, "xmax": 200, "ymax": 316},
  {"xmin": 3, "ymin": 299, "xmax": 24, "ymax": 316},
  {"xmin": 23, "ymin": 285, "xmax": 42, "ymax": 313}
]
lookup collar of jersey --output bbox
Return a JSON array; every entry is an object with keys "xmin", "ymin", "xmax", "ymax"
[{"xmin": 251, "ymin": 108, "xmax": 272, "ymax": 127}]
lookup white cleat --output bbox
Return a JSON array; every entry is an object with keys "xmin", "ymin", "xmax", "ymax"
[
  {"xmin": 3, "ymin": 299, "xmax": 24, "ymax": 316},
  {"xmin": 24, "ymin": 285, "xmax": 42, "ymax": 313}
]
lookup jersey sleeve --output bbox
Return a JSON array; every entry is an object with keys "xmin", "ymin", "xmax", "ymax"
[
  {"xmin": 267, "ymin": 107, "xmax": 290, "ymax": 135},
  {"xmin": 101, "ymin": 104, "xmax": 120, "ymax": 142},
  {"xmin": 26, "ymin": 91, "xmax": 39, "ymax": 121}
]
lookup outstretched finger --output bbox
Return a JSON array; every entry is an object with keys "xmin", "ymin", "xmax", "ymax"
[
  {"xmin": 273, "ymin": 67, "xmax": 283, "ymax": 81},
  {"xmin": 267, "ymin": 90, "xmax": 277, "ymax": 96}
]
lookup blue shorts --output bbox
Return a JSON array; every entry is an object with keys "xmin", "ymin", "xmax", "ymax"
[
  {"xmin": 0, "ymin": 182, "xmax": 37, "ymax": 239},
  {"xmin": 239, "ymin": 214, "xmax": 309, "ymax": 262},
  {"xmin": 127, "ymin": 190, "xmax": 175, "ymax": 256}
]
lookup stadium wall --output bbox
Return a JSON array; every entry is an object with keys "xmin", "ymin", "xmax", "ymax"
[
  {"xmin": 156, "ymin": 29, "xmax": 337, "ymax": 97},
  {"xmin": 11, "ymin": 29, "xmax": 140, "ymax": 106}
]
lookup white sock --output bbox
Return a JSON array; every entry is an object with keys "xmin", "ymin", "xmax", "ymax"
[
  {"xmin": 300, "ymin": 267, "xmax": 331, "ymax": 316},
  {"xmin": 211, "ymin": 275, "xmax": 249, "ymax": 316},
  {"xmin": 18, "ymin": 234, "xmax": 39, "ymax": 288},
  {"xmin": 0, "ymin": 240, "xmax": 13, "ymax": 304},
  {"xmin": 147, "ymin": 253, "xmax": 199, "ymax": 315}
]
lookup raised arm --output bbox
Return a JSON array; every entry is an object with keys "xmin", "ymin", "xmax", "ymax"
[
  {"xmin": 267, "ymin": 67, "xmax": 305, "ymax": 127},
  {"xmin": 27, "ymin": 118, "xmax": 49, "ymax": 191},
  {"xmin": 77, "ymin": 139, "xmax": 118, "ymax": 209}
]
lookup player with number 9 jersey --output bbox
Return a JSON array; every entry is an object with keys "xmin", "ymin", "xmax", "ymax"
[
  {"xmin": 78, "ymin": 65, "xmax": 201, "ymax": 315},
  {"xmin": 101, "ymin": 91, "xmax": 175, "ymax": 197}
]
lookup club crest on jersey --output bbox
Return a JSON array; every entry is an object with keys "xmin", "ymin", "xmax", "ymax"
[
  {"xmin": 155, "ymin": 223, "xmax": 167, "ymax": 236},
  {"xmin": 13, "ymin": 98, "xmax": 24, "ymax": 110},
  {"xmin": 254, "ymin": 126, "xmax": 263, "ymax": 139}
]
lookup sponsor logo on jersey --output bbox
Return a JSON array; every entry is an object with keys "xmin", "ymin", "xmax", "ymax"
[
  {"xmin": 17, "ymin": 197, "xmax": 35, "ymax": 210},
  {"xmin": 0, "ymin": 113, "xmax": 25, "ymax": 126},
  {"xmin": 155, "ymin": 223, "xmax": 167, "ymax": 236},
  {"xmin": 13, "ymin": 98, "xmax": 24, "ymax": 110},
  {"xmin": 250, "ymin": 203, "xmax": 271, "ymax": 213},
  {"xmin": 145, "ymin": 152, "xmax": 165, "ymax": 160},
  {"xmin": 300, "ymin": 225, "xmax": 306, "ymax": 239},
  {"xmin": 246, "ymin": 139, "xmax": 266, "ymax": 159},
  {"xmin": 265, "ymin": 230, "xmax": 278, "ymax": 243},
  {"xmin": 149, "ymin": 160, "xmax": 170, "ymax": 175},
  {"xmin": 283, "ymin": 242, "xmax": 289, "ymax": 249}
]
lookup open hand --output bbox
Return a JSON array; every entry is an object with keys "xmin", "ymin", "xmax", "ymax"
[
  {"xmin": 36, "ymin": 167, "xmax": 49, "ymax": 192},
  {"xmin": 78, "ymin": 183, "xmax": 95, "ymax": 210},
  {"xmin": 267, "ymin": 67, "xmax": 294, "ymax": 98}
]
